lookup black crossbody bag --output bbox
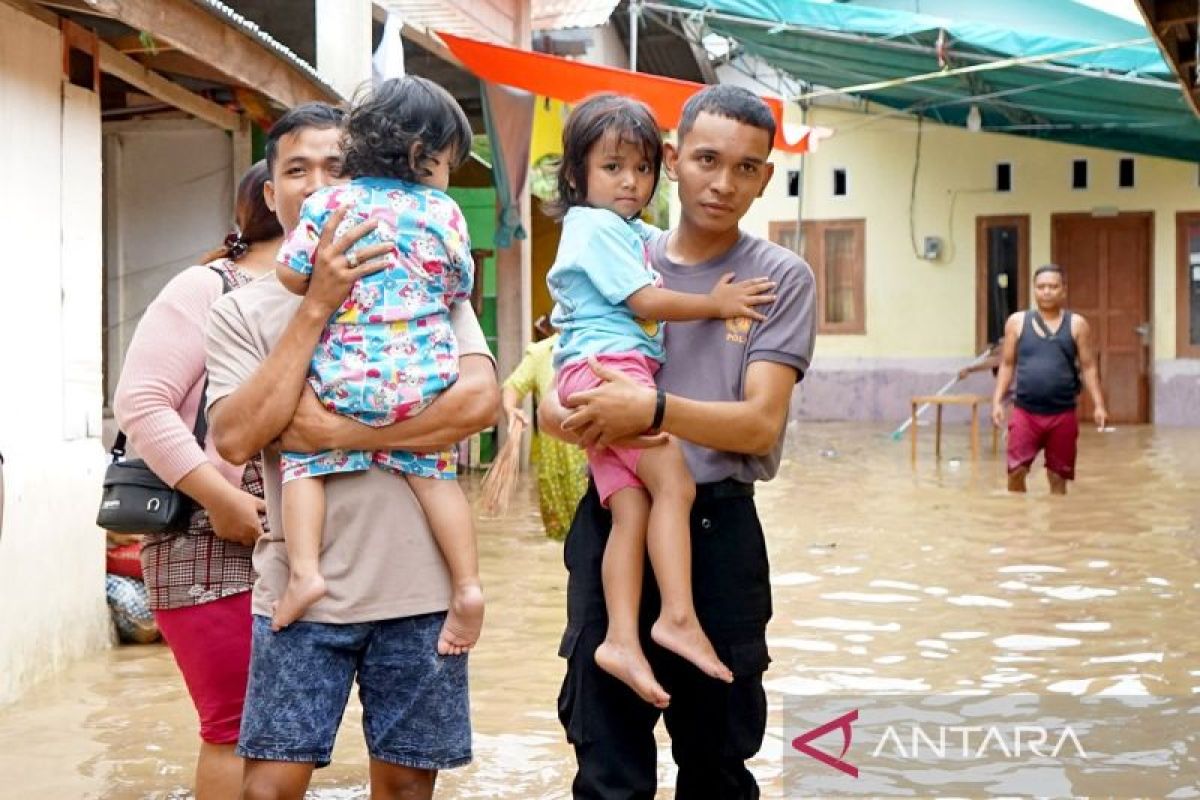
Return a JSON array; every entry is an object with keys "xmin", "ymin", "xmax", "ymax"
[
  {"xmin": 96, "ymin": 388, "xmax": 210, "ymax": 533},
  {"xmin": 96, "ymin": 266, "xmax": 232, "ymax": 533}
]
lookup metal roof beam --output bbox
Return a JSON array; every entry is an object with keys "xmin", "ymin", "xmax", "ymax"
[
  {"xmin": 641, "ymin": 1, "xmax": 1177, "ymax": 89},
  {"xmin": 1133, "ymin": 0, "xmax": 1200, "ymax": 117},
  {"xmin": 81, "ymin": 0, "xmax": 337, "ymax": 106},
  {"xmin": 1147, "ymin": 0, "xmax": 1197, "ymax": 29},
  {"xmin": 97, "ymin": 38, "xmax": 240, "ymax": 130}
]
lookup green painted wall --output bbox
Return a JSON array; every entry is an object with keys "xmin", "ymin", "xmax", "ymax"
[{"xmin": 448, "ymin": 185, "xmax": 498, "ymax": 463}]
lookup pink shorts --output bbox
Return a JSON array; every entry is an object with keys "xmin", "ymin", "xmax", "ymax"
[
  {"xmin": 1007, "ymin": 406, "xmax": 1078, "ymax": 479},
  {"xmin": 558, "ymin": 352, "xmax": 660, "ymax": 506},
  {"xmin": 154, "ymin": 591, "xmax": 252, "ymax": 744}
]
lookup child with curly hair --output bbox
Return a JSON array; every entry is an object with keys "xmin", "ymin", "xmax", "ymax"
[{"xmin": 273, "ymin": 76, "xmax": 483, "ymax": 655}]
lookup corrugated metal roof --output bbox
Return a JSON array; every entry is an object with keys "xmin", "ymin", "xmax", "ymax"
[
  {"xmin": 612, "ymin": 2, "xmax": 709, "ymax": 83},
  {"xmin": 533, "ymin": 0, "xmax": 620, "ymax": 31},
  {"xmin": 186, "ymin": 0, "xmax": 342, "ymax": 100}
]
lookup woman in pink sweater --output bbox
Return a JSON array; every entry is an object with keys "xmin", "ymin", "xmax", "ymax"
[{"xmin": 113, "ymin": 161, "xmax": 279, "ymax": 799}]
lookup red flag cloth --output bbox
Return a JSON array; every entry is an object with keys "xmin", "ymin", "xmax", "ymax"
[{"xmin": 439, "ymin": 32, "xmax": 811, "ymax": 153}]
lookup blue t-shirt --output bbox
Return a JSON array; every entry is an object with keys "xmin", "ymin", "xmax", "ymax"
[{"xmin": 548, "ymin": 206, "xmax": 663, "ymax": 369}]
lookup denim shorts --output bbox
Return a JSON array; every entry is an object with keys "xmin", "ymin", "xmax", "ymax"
[{"xmin": 237, "ymin": 612, "xmax": 471, "ymax": 769}]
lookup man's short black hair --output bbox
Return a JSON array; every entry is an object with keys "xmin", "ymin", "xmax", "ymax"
[
  {"xmin": 677, "ymin": 85, "xmax": 776, "ymax": 150},
  {"xmin": 1034, "ymin": 263, "xmax": 1066, "ymax": 282},
  {"xmin": 265, "ymin": 102, "xmax": 346, "ymax": 175}
]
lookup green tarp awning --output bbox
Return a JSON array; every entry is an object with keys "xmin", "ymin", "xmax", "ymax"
[{"xmin": 654, "ymin": 0, "xmax": 1200, "ymax": 161}]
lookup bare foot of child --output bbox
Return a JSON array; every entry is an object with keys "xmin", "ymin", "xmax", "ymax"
[
  {"xmin": 651, "ymin": 616, "xmax": 734, "ymax": 683},
  {"xmin": 594, "ymin": 640, "xmax": 671, "ymax": 708},
  {"xmin": 271, "ymin": 572, "xmax": 327, "ymax": 631},
  {"xmin": 438, "ymin": 582, "xmax": 485, "ymax": 656}
]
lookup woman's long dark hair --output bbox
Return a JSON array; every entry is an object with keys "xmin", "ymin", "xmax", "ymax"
[{"xmin": 203, "ymin": 160, "xmax": 282, "ymax": 263}]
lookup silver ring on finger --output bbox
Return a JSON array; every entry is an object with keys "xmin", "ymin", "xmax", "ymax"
[{"xmin": 346, "ymin": 250, "xmax": 360, "ymax": 269}]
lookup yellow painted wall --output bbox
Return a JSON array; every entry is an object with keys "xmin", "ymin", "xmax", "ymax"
[
  {"xmin": 530, "ymin": 96, "xmax": 567, "ymax": 164},
  {"xmin": 529, "ymin": 98, "xmax": 567, "ymax": 327},
  {"xmin": 672, "ymin": 103, "xmax": 1198, "ymax": 361},
  {"xmin": 531, "ymin": 198, "xmax": 562, "ymax": 324}
]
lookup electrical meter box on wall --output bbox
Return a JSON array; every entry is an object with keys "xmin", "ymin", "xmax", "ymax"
[{"xmin": 922, "ymin": 236, "xmax": 943, "ymax": 260}]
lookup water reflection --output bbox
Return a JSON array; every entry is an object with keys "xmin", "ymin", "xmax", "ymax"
[{"xmin": 0, "ymin": 423, "xmax": 1196, "ymax": 797}]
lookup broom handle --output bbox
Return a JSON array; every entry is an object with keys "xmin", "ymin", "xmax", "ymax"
[{"xmin": 890, "ymin": 347, "xmax": 993, "ymax": 438}]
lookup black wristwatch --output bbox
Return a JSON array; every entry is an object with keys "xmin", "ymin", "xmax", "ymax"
[{"xmin": 649, "ymin": 388, "xmax": 667, "ymax": 432}]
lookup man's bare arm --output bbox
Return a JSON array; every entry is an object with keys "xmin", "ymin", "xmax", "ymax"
[
  {"xmin": 210, "ymin": 300, "xmax": 328, "ymax": 465},
  {"xmin": 540, "ymin": 383, "xmax": 666, "ymax": 451},
  {"xmin": 210, "ymin": 209, "xmax": 393, "ymax": 464},
  {"xmin": 562, "ymin": 358, "xmax": 797, "ymax": 455},
  {"xmin": 277, "ymin": 354, "xmax": 499, "ymax": 453},
  {"xmin": 1074, "ymin": 315, "xmax": 1109, "ymax": 427},
  {"xmin": 661, "ymin": 361, "xmax": 796, "ymax": 454}
]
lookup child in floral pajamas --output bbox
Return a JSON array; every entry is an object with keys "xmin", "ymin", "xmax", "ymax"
[{"xmin": 272, "ymin": 76, "xmax": 484, "ymax": 655}]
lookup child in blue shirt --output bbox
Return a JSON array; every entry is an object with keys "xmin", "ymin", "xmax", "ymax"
[{"xmin": 548, "ymin": 94, "xmax": 775, "ymax": 707}]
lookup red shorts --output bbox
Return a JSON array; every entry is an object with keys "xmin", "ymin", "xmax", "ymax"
[
  {"xmin": 154, "ymin": 591, "xmax": 252, "ymax": 744},
  {"xmin": 557, "ymin": 351, "xmax": 659, "ymax": 506},
  {"xmin": 1007, "ymin": 406, "xmax": 1078, "ymax": 479}
]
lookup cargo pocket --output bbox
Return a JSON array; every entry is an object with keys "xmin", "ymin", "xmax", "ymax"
[
  {"xmin": 724, "ymin": 635, "xmax": 771, "ymax": 760},
  {"xmin": 723, "ymin": 634, "xmax": 772, "ymax": 679},
  {"xmin": 556, "ymin": 625, "xmax": 587, "ymax": 745},
  {"xmin": 556, "ymin": 623, "xmax": 661, "ymax": 747}
]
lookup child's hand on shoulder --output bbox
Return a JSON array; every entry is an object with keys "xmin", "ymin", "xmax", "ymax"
[{"xmin": 708, "ymin": 273, "xmax": 777, "ymax": 321}]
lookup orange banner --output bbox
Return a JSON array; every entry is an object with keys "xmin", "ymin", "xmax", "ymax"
[{"xmin": 438, "ymin": 32, "xmax": 811, "ymax": 154}]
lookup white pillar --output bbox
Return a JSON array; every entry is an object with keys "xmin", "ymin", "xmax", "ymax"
[{"xmin": 315, "ymin": 0, "xmax": 372, "ymax": 101}]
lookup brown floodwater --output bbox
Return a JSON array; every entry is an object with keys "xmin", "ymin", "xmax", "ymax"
[{"xmin": 0, "ymin": 422, "xmax": 1196, "ymax": 798}]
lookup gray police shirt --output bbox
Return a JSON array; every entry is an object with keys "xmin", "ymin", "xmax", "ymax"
[{"xmin": 651, "ymin": 230, "xmax": 816, "ymax": 485}]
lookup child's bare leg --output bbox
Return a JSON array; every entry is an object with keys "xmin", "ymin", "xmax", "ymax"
[
  {"xmin": 406, "ymin": 475, "xmax": 484, "ymax": 656},
  {"xmin": 595, "ymin": 487, "xmax": 670, "ymax": 708},
  {"xmin": 637, "ymin": 440, "xmax": 733, "ymax": 683},
  {"xmin": 274, "ymin": 477, "xmax": 328, "ymax": 631}
]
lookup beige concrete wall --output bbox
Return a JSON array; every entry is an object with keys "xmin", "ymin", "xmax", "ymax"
[
  {"xmin": 668, "ymin": 100, "xmax": 1200, "ymax": 422},
  {"xmin": 735, "ymin": 104, "xmax": 1198, "ymax": 360},
  {"xmin": 0, "ymin": 4, "xmax": 110, "ymax": 706},
  {"xmin": 101, "ymin": 119, "xmax": 234, "ymax": 407}
]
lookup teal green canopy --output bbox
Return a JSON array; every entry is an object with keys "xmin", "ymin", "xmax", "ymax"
[{"xmin": 652, "ymin": 0, "xmax": 1200, "ymax": 161}]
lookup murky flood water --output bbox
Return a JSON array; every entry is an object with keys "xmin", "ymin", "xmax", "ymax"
[{"xmin": 1, "ymin": 422, "xmax": 1197, "ymax": 798}]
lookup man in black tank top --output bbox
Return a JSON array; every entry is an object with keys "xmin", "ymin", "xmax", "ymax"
[{"xmin": 991, "ymin": 265, "xmax": 1108, "ymax": 494}]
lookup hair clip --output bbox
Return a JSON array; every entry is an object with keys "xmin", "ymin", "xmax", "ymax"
[{"xmin": 224, "ymin": 231, "xmax": 249, "ymax": 260}]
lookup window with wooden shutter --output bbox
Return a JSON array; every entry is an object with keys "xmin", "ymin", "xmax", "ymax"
[{"xmin": 769, "ymin": 218, "xmax": 866, "ymax": 334}]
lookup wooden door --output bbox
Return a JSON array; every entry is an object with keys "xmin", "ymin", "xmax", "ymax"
[{"xmin": 1051, "ymin": 213, "xmax": 1152, "ymax": 423}]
